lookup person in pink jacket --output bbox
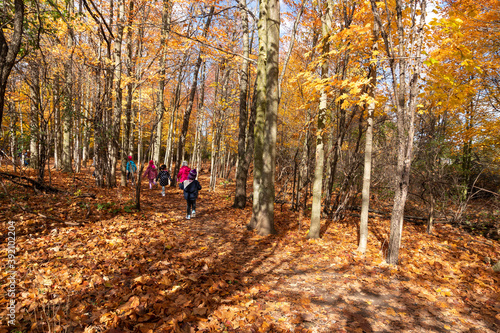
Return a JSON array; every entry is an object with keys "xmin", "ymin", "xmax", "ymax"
[
  {"xmin": 143, "ymin": 160, "xmax": 158, "ymax": 189},
  {"xmin": 177, "ymin": 161, "xmax": 191, "ymax": 183}
]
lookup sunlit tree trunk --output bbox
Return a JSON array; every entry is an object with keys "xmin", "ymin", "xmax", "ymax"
[
  {"xmin": 53, "ymin": 78, "xmax": 61, "ymax": 170},
  {"xmin": 61, "ymin": 95, "xmax": 73, "ymax": 172},
  {"xmin": 209, "ymin": 62, "xmax": 222, "ymax": 190},
  {"xmin": 74, "ymin": 84, "xmax": 82, "ymax": 173},
  {"xmin": 109, "ymin": 0, "xmax": 125, "ymax": 187},
  {"xmin": 29, "ymin": 64, "xmax": 40, "ymax": 170},
  {"xmin": 249, "ymin": 0, "xmax": 279, "ymax": 235},
  {"xmin": 261, "ymin": 0, "xmax": 279, "ymax": 235},
  {"xmin": 153, "ymin": 0, "xmax": 171, "ymax": 165},
  {"xmin": 308, "ymin": 2, "xmax": 330, "ymax": 239},
  {"xmin": 165, "ymin": 58, "xmax": 187, "ymax": 171},
  {"xmin": 248, "ymin": 0, "xmax": 268, "ymax": 231},
  {"xmin": 121, "ymin": 0, "xmax": 136, "ymax": 186},
  {"xmin": 370, "ymin": 0, "xmax": 427, "ymax": 265},
  {"xmin": 8, "ymin": 102, "xmax": 17, "ymax": 171},
  {"xmin": 233, "ymin": 0, "xmax": 251, "ymax": 208},
  {"xmin": 172, "ymin": 6, "xmax": 214, "ymax": 185},
  {"xmin": 82, "ymin": 82, "xmax": 91, "ymax": 168},
  {"xmin": 357, "ymin": 26, "xmax": 379, "ymax": 254},
  {"xmin": 191, "ymin": 65, "xmax": 205, "ymax": 170},
  {"xmin": 61, "ymin": 0, "xmax": 74, "ymax": 173}
]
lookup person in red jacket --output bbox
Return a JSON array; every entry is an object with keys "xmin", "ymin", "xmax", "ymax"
[{"xmin": 177, "ymin": 161, "xmax": 191, "ymax": 183}]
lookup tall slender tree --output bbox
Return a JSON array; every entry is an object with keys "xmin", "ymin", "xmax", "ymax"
[
  {"xmin": 369, "ymin": 0, "xmax": 427, "ymax": 264},
  {"xmin": 233, "ymin": 0, "xmax": 251, "ymax": 209},
  {"xmin": 172, "ymin": 5, "xmax": 215, "ymax": 186},
  {"xmin": 357, "ymin": 25, "xmax": 379, "ymax": 254},
  {"xmin": 308, "ymin": 0, "xmax": 333, "ymax": 239}
]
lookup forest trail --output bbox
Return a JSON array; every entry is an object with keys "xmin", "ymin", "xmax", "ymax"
[{"xmin": 0, "ymin": 167, "xmax": 499, "ymax": 332}]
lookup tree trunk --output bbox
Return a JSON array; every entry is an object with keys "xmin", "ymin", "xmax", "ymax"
[
  {"xmin": 492, "ymin": 260, "xmax": 500, "ymax": 272},
  {"xmin": 8, "ymin": 102, "xmax": 17, "ymax": 172},
  {"xmin": 357, "ymin": 26, "xmax": 379, "ymax": 254},
  {"xmin": 165, "ymin": 57, "xmax": 187, "ymax": 172},
  {"xmin": 191, "ymin": 64, "xmax": 206, "ymax": 170},
  {"xmin": 253, "ymin": 0, "xmax": 279, "ymax": 236},
  {"xmin": 109, "ymin": 0, "xmax": 125, "ymax": 187},
  {"xmin": 233, "ymin": 0, "xmax": 251, "ymax": 209},
  {"xmin": 308, "ymin": 2, "xmax": 331, "ymax": 239},
  {"xmin": 0, "ymin": 0, "xmax": 24, "ymax": 128},
  {"xmin": 61, "ymin": 0, "xmax": 74, "ymax": 173},
  {"xmin": 248, "ymin": 0, "xmax": 268, "ymax": 231},
  {"xmin": 370, "ymin": 0, "xmax": 427, "ymax": 265},
  {"xmin": 172, "ymin": 6, "xmax": 215, "ymax": 186},
  {"xmin": 152, "ymin": 0, "xmax": 171, "ymax": 165},
  {"xmin": 82, "ymin": 82, "xmax": 91, "ymax": 168},
  {"xmin": 29, "ymin": 65, "xmax": 40, "ymax": 170},
  {"xmin": 53, "ymin": 78, "xmax": 61, "ymax": 170},
  {"xmin": 121, "ymin": 0, "xmax": 136, "ymax": 186}
]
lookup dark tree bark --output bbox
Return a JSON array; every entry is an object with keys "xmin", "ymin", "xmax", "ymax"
[
  {"xmin": 233, "ymin": 0, "xmax": 251, "ymax": 209},
  {"xmin": 0, "ymin": 0, "xmax": 24, "ymax": 128}
]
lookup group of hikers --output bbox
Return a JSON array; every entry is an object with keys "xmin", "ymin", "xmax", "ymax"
[{"xmin": 125, "ymin": 157, "xmax": 201, "ymax": 220}]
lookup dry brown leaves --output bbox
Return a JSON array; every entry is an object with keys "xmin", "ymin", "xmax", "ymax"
[{"xmin": 0, "ymin": 166, "xmax": 499, "ymax": 332}]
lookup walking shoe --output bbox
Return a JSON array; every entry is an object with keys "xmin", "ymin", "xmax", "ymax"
[
  {"xmin": 191, "ymin": 211, "xmax": 196, "ymax": 217},
  {"xmin": 162, "ymin": 193, "xmax": 165, "ymax": 196},
  {"xmin": 186, "ymin": 215, "xmax": 190, "ymax": 220}
]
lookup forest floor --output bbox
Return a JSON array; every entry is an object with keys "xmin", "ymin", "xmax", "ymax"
[{"xmin": 0, "ymin": 164, "xmax": 499, "ymax": 333}]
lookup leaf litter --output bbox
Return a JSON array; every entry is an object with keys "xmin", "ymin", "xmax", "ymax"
[{"xmin": 0, "ymin": 167, "xmax": 499, "ymax": 332}]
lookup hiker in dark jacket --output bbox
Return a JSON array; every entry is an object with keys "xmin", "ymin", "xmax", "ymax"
[
  {"xmin": 156, "ymin": 164, "xmax": 172, "ymax": 196},
  {"xmin": 179, "ymin": 169, "xmax": 201, "ymax": 220}
]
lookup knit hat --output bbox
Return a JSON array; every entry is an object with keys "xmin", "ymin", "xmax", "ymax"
[
  {"xmin": 149, "ymin": 160, "xmax": 154, "ymax": 165},
  {"xmin": 128, "ymin": 156, "xmax": 133, "ymax": 160},
  {"xmin": 182, "ymin": 161, "xmax": 188, "ymax": 167},
  {"xmin": 188, "ymin": 169, "xmax": 197, "ymax": 180}
]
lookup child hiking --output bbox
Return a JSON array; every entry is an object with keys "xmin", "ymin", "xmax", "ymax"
[
  {"xmin": 177, "ymin": 161, "xmax": 191, "ymax": 183},
  {"xmin": 126, "ymin": 156, "xmax": 137, "ymax": 185},
  {"xmin": 156, "ymin": 164, "xmax": 172, "ymax": 196},
  {"xmin": 179, "ymin": 169, "xmax": 201, "ymax": 220},
  {"xmin": 143, "ymin": 160, "xmax": 158, "ymax": 189}
]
